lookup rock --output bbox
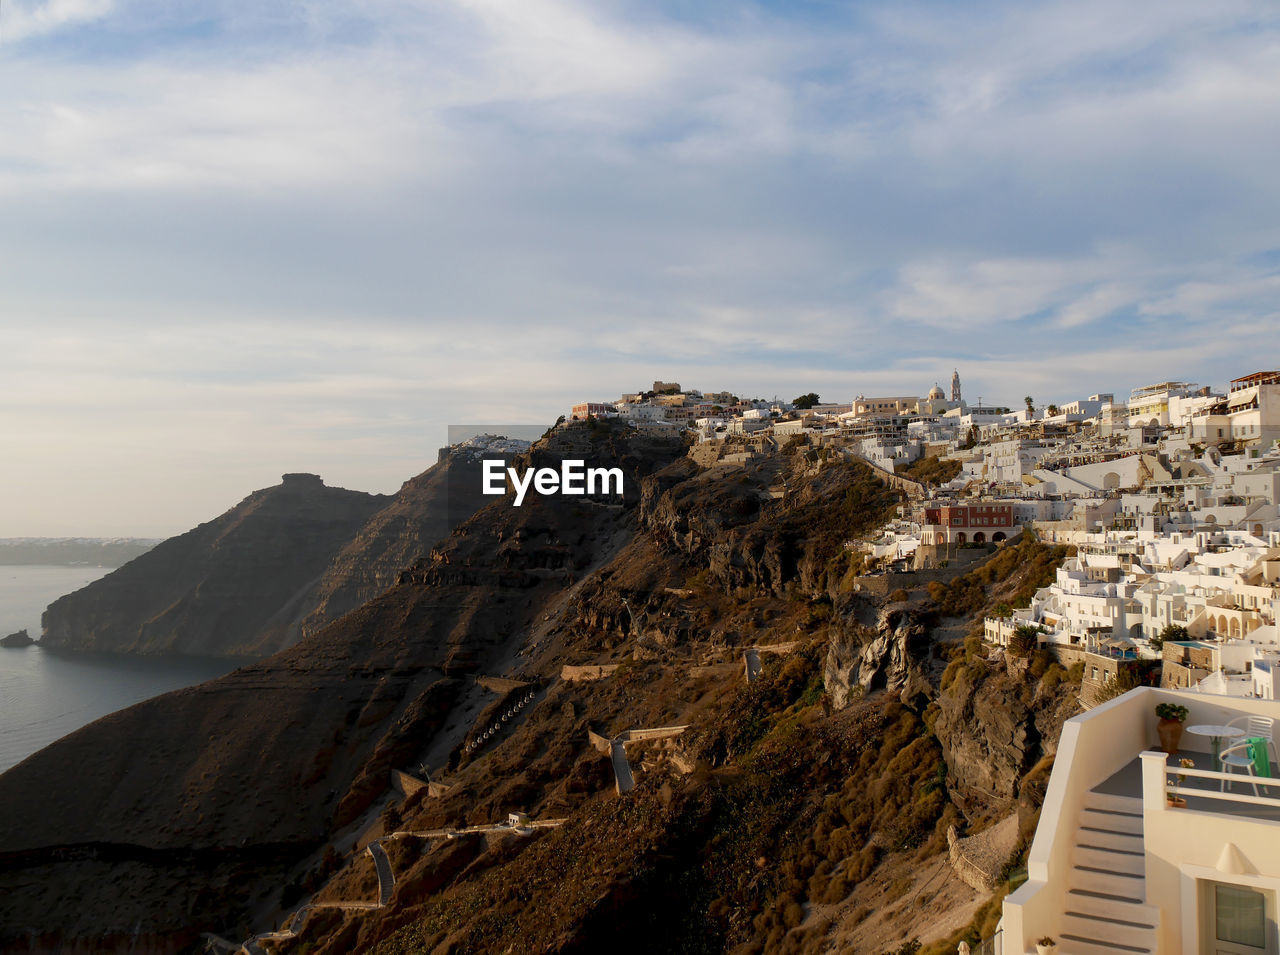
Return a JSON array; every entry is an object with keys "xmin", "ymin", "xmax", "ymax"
[
  {"xmin": 38, "ymin": 452, "xmax": 510, "ymax": 658},
  {"xmin": 932, "ymin": 661, "xmax": 1077, "ymax": 810},
  {"xmin": 40, "ymin": 475, "xmax": 393, "ymax": 657},
  {"xmin": 0, "ymin": 629, "xmax": 33, "ymax": 648},
  {"xmin": 824, "ymin": 603, "xmax": 929, "ymax": 709}
]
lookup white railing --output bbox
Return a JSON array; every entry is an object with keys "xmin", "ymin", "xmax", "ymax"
[{"xmin": 1141, "ymin": 751, "xmax": 1280, "ymax": 813}]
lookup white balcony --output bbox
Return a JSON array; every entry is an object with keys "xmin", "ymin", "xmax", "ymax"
[{"xmin": 1003, "ymin": 686, "xmax": 1280, "ymax": 953}]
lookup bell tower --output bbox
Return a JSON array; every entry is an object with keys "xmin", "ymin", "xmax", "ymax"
[{"xmin": 951, "ymin": 368, "xmax": 962, "ymax": 403}]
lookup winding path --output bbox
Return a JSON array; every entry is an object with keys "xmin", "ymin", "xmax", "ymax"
[
  {"xmin": 388, "ymin": 816, "xmax": 567, "ymax": 840},
  {"xmin": 368, "ymin": 841, "xmax": 395, "ymax": 906}
]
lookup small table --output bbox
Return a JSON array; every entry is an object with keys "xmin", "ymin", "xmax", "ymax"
[{"xmin": 1186, "ymin": 724, "xmax": 1246, "ymax": 772}]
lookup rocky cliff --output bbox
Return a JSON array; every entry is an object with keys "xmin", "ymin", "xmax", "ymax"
[
  {"xmin": 39, "ymin": 444, "xmax": 520, "ymax": 658},
  {"xmin": 933, "ymin": 654, "xmax": 1079, "ymax": 808},
  {"xmin": 41, "ymin": 473, "xmax": 392, "ymax": 656},
  {"xmin": 1, "ymin": 425, "xmax": 1079, "ymax": 954}
]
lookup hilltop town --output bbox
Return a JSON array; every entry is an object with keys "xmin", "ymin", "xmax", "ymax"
[{"xmin": 573, "ymin": 372, "xmax": 1280, "ymax": 707}]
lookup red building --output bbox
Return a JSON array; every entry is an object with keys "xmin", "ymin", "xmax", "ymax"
[
  {"xmin": 570, "ymin": 402, "xmax": 615, "ymax": 420},
  {"xmin": 922, "ymin": 503, "xmax": 1015, "ymax": 545}
]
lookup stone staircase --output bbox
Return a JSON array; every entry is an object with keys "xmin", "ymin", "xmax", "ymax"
[{"xmin": 1059, "ymin": 791, "xmax": 1159, "ymax": 954}]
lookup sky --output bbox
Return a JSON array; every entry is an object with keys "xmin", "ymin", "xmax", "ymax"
[{"xmin": 1, "ymin": 0, "xmax": 1279, "ymax": 536}]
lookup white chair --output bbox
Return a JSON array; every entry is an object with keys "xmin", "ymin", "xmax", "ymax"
[{"xmin": 1221, "ymin": 715, "xmax": 1277, "ymax": 795}]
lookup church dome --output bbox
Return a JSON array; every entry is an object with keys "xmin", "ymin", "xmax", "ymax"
[{"xmin": 928, "ymin": 384, "xmax": 945, "ymax": 400}]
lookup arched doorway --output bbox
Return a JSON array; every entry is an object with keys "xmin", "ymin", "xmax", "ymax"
[
  {"xmin": 973, "ymin": 532, "xmax": 986, "ymax": 544},
  {"xmin": 956, "ymin": 532, "xmax": 968, "ymax": 545},
  {"xmin": 993, "ymin": 532, "xmax": 1007, "ymax": 543}
]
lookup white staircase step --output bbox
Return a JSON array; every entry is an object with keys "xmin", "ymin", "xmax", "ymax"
[
  {"xmin": 1073, "ymin": 844, "xmax": 1145, "ymax": 876},
  {"xmin": 1065, "ymin": 889, "xmax": 1159, "ymax": 926},
  {"xmin": 1063, "ymin": 911, "xmax": 1157, "ymax": 949},
  {"xmin": 1077, "ymin": 825, "xmax": 1144, "ymax": 853},
  {"xmin": 1059, "ymin": 932, "xmax": 1152, "ymax": 955},
  {"xmin": 1070, "ymin": 865, "xmax": 1145, "ymax": 900},
  {"xmin": 1083, "ymin": 791, "xmax": 1144, "ymax": 815},
  {"xmin": 1080, "ymin": 807, "xmax": 1143, "ymax": 836}
]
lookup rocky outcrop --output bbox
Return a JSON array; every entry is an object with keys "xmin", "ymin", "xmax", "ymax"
[
  {"xmin": 41, "ymin": 474, "xmax": 392, "ymax": 657},
  {"xmin": 2, "ymin": 422, "xmax": 1062, "ymax": 954},
  {"xmin": 824, "ymin": 603, "xmax": 930, "ymax": 708},
  {"xmin": 37, "ymin": 445, "xmax": 527, "ymax": 658},
  {"xmin": 932, "ymin": 656, "xmax": 1079, "ymax": 807},
  {"xmin": 0, "ymin": 629, "xmax": 33, "ymax": 648},
  {"xmin": 641, "ymin": 458, "xmax": 902, "ymax": 597}
]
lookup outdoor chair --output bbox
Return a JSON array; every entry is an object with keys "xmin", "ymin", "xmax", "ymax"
[{"xmin": 1221, "ymin": 715, "xmax": 1278, "ymax": 795}]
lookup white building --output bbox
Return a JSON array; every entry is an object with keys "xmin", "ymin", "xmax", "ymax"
[
  {"xmin": 1226, "ymin": 371, "xmax": 1280, "ymax": 449},
  {"xmin": 1129, "ymin": 381, "xmax": 1203, "ymax": 429}
]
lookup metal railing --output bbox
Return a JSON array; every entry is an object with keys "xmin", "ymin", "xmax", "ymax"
[{"xmin": 972, "ymin": 928, "xmax": 1002, "ymax": 955}]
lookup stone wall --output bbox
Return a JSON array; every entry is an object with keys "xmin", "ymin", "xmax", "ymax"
[
  {"xmin": 561, "ymin": 664, "xmax": 620, "ymax": 682},
  {"xmin": 390, "ymin": 770, "xmax": 429, "ymax": 798},
  {"xmin": 946, "ymin": 815, "xmax": 1019, "ymax": 892}
]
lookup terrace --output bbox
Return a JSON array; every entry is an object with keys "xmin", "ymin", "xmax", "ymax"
[{"xmin": 1002, "ymin": 686, "xmax": 1280, "ymax": 953}]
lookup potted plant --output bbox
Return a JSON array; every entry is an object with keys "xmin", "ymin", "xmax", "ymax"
[
  {"xmin": 1167, "ymin": 757, "xmax": 1194, "ymax": 808},
  {"xmin": 1037, "ymin": 937, "xmax": 1057, "ymax": 955},
  {"xmin": 1155, "ymin": 702, "xmax": 1189, "ymax": 755}
]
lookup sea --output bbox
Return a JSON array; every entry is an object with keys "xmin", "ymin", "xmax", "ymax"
[{"xmin": 0, "ymin": 565, "xmax": 237, "ymax": 774}]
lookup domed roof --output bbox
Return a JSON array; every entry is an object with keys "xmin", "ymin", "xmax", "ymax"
[{"xmin": 928, "ymin": 383, "xmax": 945, "ymax": 400}]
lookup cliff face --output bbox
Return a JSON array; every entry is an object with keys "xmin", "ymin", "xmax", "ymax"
[
  {"xmin": 293, "ymin": 454, "xmax": 509, "ymax": 648},
  {"xmin": 933, "ymin": 657, "xmax": 1079, "ymax": 807},
  {"xmin": 39, "ymin": 449, "xmax": 516, "ymax": 658},
  {"xmin": 0, "ymin": 424, "xmax": 687, "ymax": 952},
  {"xmin": 823, "ymin": 602, "xmax": 932, "ymax": 709},
  {"xmin": 639, "ymin": 453, "xmax": 901, "ymax": 597},
  {"xmin": 0, "ymin": 427, "xmax": 1079, "ymax": 955},
  {"xmin": 41, "ymin": 473, "xmax": 392, "ymax": 657}
]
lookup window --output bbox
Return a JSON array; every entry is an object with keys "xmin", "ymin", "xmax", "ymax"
[{"xmin": 1214, "ymin": 883, "xmax": 1267, "ymax": 949}]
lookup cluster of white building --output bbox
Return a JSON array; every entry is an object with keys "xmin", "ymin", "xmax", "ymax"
[{"xmin": 569, "ymin": 373, "xmax": 1280, "ymax": 951}]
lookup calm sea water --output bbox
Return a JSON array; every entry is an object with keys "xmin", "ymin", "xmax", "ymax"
[{"xmin": 0, "ymin": 566, "xmax": 236, "ymax": 774}]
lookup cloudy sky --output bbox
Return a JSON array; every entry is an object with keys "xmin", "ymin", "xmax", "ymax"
[{"xmin": 2, "ymin": 0, "xmax": 1278, "ymax": 536}]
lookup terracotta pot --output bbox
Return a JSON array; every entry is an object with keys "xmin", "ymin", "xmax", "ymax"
[
  {"xmin": 1167, "ymin": 796, "xmax": 1187, "ymax": 808},
  {"xmin": 1157, "ymin": 717, "xmax": 1184, "ymax": 755},
  {"xmin": 1036, "ymin": 945, "xmax": 1057, "ymax": 955}
]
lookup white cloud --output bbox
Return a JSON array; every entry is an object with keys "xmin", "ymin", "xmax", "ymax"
[
  {"xmin": 2, "ymin": 0, "xmax": 112, "ymax": 42},
  {"xmin": 3, "ymin": 0, "xmax": 1280, "ymax": 534}
]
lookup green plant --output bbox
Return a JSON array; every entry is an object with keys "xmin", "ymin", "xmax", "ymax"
[
  {"xmin": 1038, "ymin": 938, "xmax": 1055, "ymax": 947},
  {"xmin": 1008, "ymin": 625, "xmax": 1041, "ymax": 657},
  {"xmin": 1156, "ymin": 702, "xmax": 1189, "ymax": 722},
  {"xmin": 1151, "ymin": 623, "xmax": 1188, "ymax": 652}
]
